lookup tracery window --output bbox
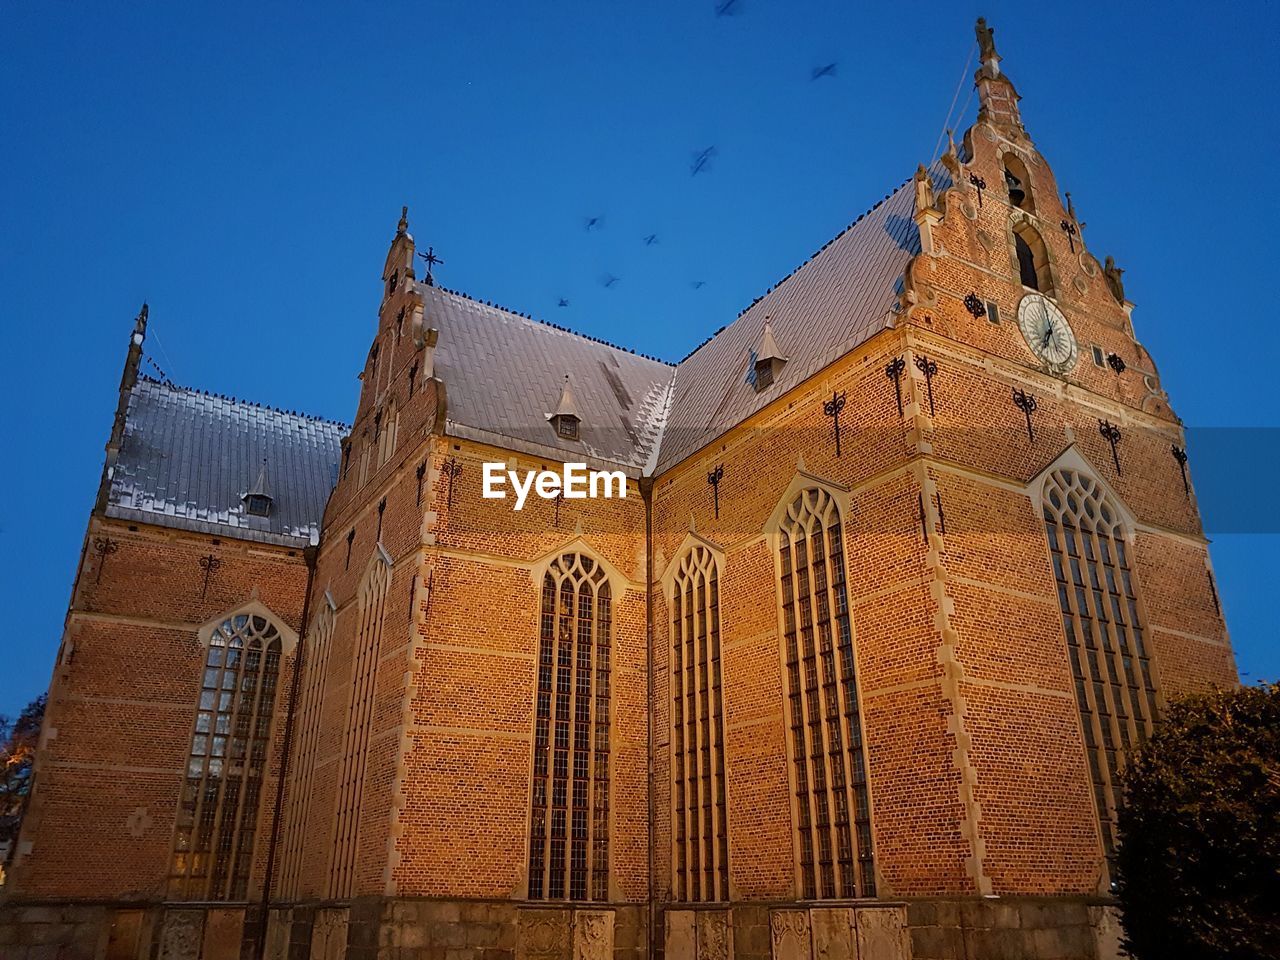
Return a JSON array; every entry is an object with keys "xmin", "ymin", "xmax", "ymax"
[
  {"xmin": 169, "ymin": 612, "xmax": 283, "ymax": 901},
  {"xmin": 329, "ymin": 557, "xmax": 390, "ymax": 898},
  {"xmin": 670, "ymin": 544, "xmax": 730, "ymax": 901},
  {"xmin": 1042, "ymin": 468, "xmax": 1159, "ymax": 860},
  {"xmin": 776, "ymin": 487, "xmax": 876, "ymax": 899},
  {"xmin": 279, "ymin": 603, "xmax": 334, "ymax": 898},
  {"xmin": 527, "ymin": 552, "xmax": 612, "ymax": 901}
]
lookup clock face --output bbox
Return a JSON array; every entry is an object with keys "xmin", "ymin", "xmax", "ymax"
[{"xmin": 1017, "ymin": 294, "xmax": 1078, "ymax": 374}]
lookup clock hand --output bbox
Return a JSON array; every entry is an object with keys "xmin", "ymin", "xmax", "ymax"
[{"xmin": 1041, "ymin": 323, "xmax": 1054, "ymax": 349}]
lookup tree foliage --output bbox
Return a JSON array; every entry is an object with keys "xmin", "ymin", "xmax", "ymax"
[
  {"xmin": 0, "ymin": 693, "xmax": 45, "ymax": 852},
  {"xmin": 1115, "ymin": 682, "xmax": 1280, "ymax": 960}
]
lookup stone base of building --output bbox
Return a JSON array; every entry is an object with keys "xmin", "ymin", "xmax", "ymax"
[{"xmin": 0, "ymin": 895, "xmax": 1125, "ymax": 960}]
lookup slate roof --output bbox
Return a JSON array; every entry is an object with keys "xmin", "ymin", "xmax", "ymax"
[
  {"xmin": 424, "ymin": 286, "xmax": 675, "ymax": 473},
  {"xmin": 654, "ymin": 173, "xmax": 929, "ymax": 470},
  {"xmin": 104, "ymin": 377, "xmax": 346, "ymax": 546}
]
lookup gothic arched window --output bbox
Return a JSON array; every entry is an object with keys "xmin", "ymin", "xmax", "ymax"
[
  {"xmin": 670, "ymin": 543, "xmax": 730, "ymax": 902},
  {"xmin": 279, "ymin": 602, "xmax": 334, "ymax": 898},
  {"xmin": 527, "ymin": 552, "xmax": 612, "ymax": 901},
  {"xmin": 1013, "ymin": 222, "xmax": 1053, "ymax": 294},
  {"xmin": 776, "ymin": 488, "xmax": 875, "ymax": 899},
  {"xmin": 1042, "ymin": 468, "xmax": 1160, "ymax": 860},
  {"xmin": 329, "ymin": 557, "xmax": 390, "ymax": 898},
  {"xmin": 169, "ymin": 612, "xmax": 283, "ymax": 901}
]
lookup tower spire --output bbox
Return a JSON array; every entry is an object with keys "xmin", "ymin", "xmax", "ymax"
[
  {"xmin": 973, "ymin": 17, "xmax": 1027, "ymax": 140},
  {"xmin": 95, "ymin": 303, "xmax": 149, "ymax": 513}
]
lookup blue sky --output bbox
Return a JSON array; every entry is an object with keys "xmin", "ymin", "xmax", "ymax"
[{"xmin": 2, "ymin": 1, "xmax": 1277, "ymax": 716}]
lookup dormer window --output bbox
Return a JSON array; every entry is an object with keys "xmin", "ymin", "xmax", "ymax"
[
  {"xmin": 751, "ymin": 319, "xmax": 788, "ymax": 393},
  {"xmin": 242, "ymin": 460, "xmax": 273, "ymax": 518},
  {"xmin": 547, "ymin": 375, "xmax": 582, "ymax": 442}
]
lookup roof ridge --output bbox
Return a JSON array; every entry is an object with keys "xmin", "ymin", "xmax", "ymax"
[
  {"xmin": 676, "ymin": 174, "xmax": 914, "ymax": 364},
  {"xmin": 136, "ymin": 374, "xmax": 351, "ymax": 431},
  {"xmin": 432, "ymin": 284, "xmax": 676, "ymax": 367}
]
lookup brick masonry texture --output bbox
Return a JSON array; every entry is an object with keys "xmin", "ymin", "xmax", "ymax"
[{"xmin": 2, "ymin": 24, "xmax": 1237, "ymax": 960}]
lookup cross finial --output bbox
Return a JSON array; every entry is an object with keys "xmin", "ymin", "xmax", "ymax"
[{"xmin": 418, "ymin": 245, "xmax": 444, "ymax": 286}]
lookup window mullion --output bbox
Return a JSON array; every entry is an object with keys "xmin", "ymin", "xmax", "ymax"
[
  {"xmin": 584, "ymin": 582, "xmax": 598, "ymax": 902},
  {"xmin": 822, "ymin": 523, "xmax": 860, "ymax": 898},
  {"xmin": 707, "ymin": 566, "xmax": 726, "ymax": 902},
  {"xmin": 685, "ymin": 578, "xmax": 703, "ymax": 900},
  {"xmin": 788, "ymin": 531, "xmax": 821, "ymax": 899},
  {"xmin": 807, "ymin": 526, "xmax": 840, "ymax": 898}
]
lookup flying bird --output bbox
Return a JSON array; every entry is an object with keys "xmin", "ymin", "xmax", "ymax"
[
  {"xmin": 691, "ymin": 280, "xmax": 706, "ymax": 289},
  {"xmin": 601, "ymin": 274, "xmax": 620, "ymax": 288},
  {"xmin": 690, "ymin": 146, "xmax": 717, "ymax": 176},
  {"xmin": 715, "ymin": 0, "xmax": 742, "ymax": 15},
  {"xmin": 811, "ymin": 62, "xmax": 838, "ymax": 80},
  {"xmin": 584, "ymin": 216, "xmax": 604, "ymax": 231},
  {"xmin": 643, "ymin": 234, "xmax": 659, "ymax": 246},
  {"xmin": 558, "ymin": 298, "xmax": 570, "ymax": 307}
]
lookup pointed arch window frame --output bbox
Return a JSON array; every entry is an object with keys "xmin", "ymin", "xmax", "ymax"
[
  {"xmin": 661, "ymin": 530, "xmax": 733, "ymax": 903},
  {"xmin": 764, "ymin": 468, "xmax": 879, "ymax": 901},
  {"xmin": 522, "ymin": 538, "xmax": 628, "ymax": 903},
  {"xmin": 279, "ymin": 591, "xmax": 337, "ymax": 899},
  {"xmin": 1027, "ymin": 446, "xmax": 1166, "ymax": 869},
  {"xmin": 329, "ymin": 548, "xmax": 392, "ymax": 899},
  {"xmin": 168, "ymin": 601, "xmax": 298, "ymax": 902}
]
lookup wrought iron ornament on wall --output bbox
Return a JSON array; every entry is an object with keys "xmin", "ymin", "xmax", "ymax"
[
  {"xmin": 1012, "ymin": 387, "xmax": 1038, "ymax": 442},
  {"xmin": 1098, "ymin": 420, "xmax": 1123, "ymax": 474},
  {"xmin": 914, "ymin": 354, "xmax": 938, "ymax": 416},
  {"xmin": 707, "ymin": 464, "xmax": 724, "ymax": 519},
  {"xmin": 822, "ymin": 390, "xmax": 847, "ymax": 457},
  {"xmin": 1171, "ymin": 445, "xmax": 1189, "ymax": 496},
  {"xmin": 442, "ymin": 456, "xmax": 463, "ymax": 507},
  {"xmin": 93, "ymin": 537, "xmax": 119, "ymax": 584},
  {"xmin": 885, "ymin": 357, "xmax": 906, "ymax": 416},
  {"xmin": 969, "ymin": 171, "xmax": 986, "ymax": 206},
  {"xmin": 198, "ymin": 554, "xmax": 222, "ymax": 598},
  {"xmin": 963, "ymin": 292, "xmax": 987, "ymax": 318}
]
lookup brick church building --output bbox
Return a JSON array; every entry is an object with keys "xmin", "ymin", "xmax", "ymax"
[{"xmin": 1, "ymin": 20, "xmax": 1237, "ymax": 960}]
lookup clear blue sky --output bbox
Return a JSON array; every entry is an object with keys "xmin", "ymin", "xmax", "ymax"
[{"xmin": 2, "ymin": 1, "xmax": 1277, "ymax": 716}]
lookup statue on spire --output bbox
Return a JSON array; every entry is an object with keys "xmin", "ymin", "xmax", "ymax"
[
  {"xmin": 976, "ymin": 17, "xmax": 998, "ymax": 62},
  {"xmin": 913, "ymin": 164, "xmax": 935, "ymax": 215},
  {"xmin": 397, "ymin": 205, "xmax": 409, "ymax": 235}
]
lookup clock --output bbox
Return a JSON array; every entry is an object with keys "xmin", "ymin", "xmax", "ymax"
[{"xmin": 1017, "ymin": 294, "xmax": 1078, "ymax": 374}]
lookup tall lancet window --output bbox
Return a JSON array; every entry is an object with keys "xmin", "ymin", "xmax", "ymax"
[
  {"xmin": 329, "ymin": 556, "xmax": 390, "ymax": 899},
  {"xmin": 528, "ymin": 552, "xmax": 612, "ymax": 902},
  {"xmin": 169, "ymin": 612, "xmax": 283, "ymax": 901},
  {"xmin": 280, "ymin": 602, "xmax": 334, "ymax": 898},
  {"xmin": 776, "ymin": 487, "xmax": 875, "ymax": 900},
  {"xmin": 1042, "ymin": 468, "xmax": 1160, "ymax": 860},
  {"xmin": 670, "ymin": 544, "xmax": 730, "ymax": 902}
]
